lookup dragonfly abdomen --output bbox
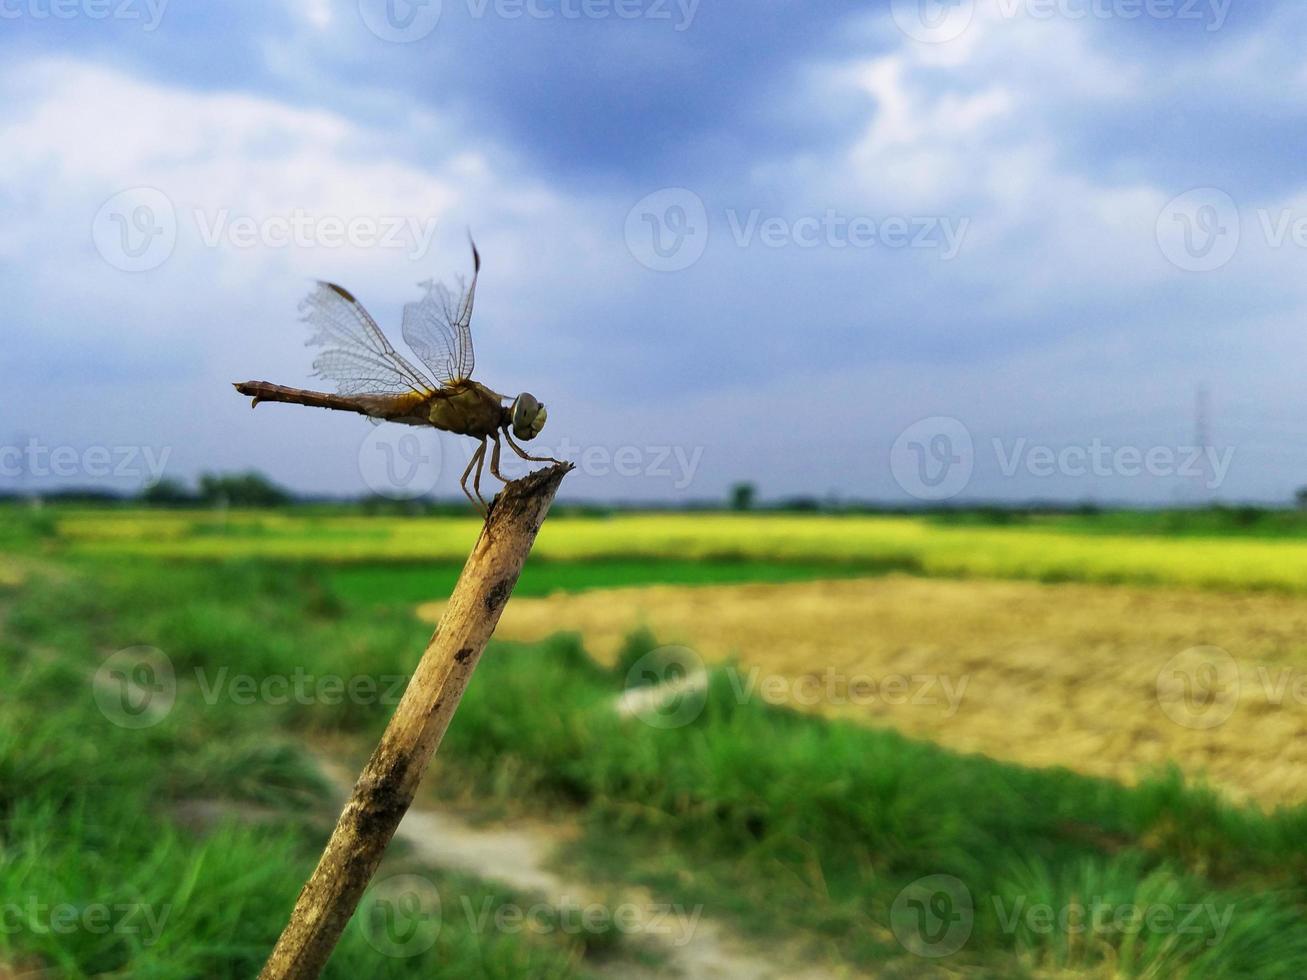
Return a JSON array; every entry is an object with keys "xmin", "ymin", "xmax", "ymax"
[{"xmin": 233, "ymin": 382, "xmax": 423, "ymax": 421}]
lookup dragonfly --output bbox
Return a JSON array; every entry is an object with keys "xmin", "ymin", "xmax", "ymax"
[{"xmin": 234, "ymin": 241, "xmax": 560, "ymax": 513}]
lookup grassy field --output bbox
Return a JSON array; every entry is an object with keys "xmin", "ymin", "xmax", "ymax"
[
  {"xmin": 42, "ymin": 506, "xmax": 1307, "ymax": 592},
  {"xmin": 5, "ymin": 503, "xmax": 1307, "ymax": 977}
]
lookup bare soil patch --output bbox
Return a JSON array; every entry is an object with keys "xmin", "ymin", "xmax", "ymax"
[{"xmin": 420, "ymin": 575, "xmax": 1307, "ymax": 809}]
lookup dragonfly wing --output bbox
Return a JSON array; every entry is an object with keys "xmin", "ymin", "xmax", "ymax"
[
  {"xmin": 301, "ymin": 281, "xmax": 437, "ymax": 396},
  {"xmin": 402, "ymin": 241, "xmax": 478, "ymax": 386}
]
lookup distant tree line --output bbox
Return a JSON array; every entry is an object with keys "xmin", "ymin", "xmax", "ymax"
[
  {"xmin": 141, "ymin": 472, "xmax": 291, "ymax": 508},
  {"xmin": 11, "ymin": 474, "xmax": 1307, "ymax": 523}
]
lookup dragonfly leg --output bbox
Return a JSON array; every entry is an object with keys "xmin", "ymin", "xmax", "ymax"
[
  {"xmin": 490, "ymin": 434, "xmax": 507, "ymax": 482},
  {"xmin": 504, "ymin": 429, "xmax": 565, "ymax": 466},
  {"xmin": 472, "ymin": 439, "xmax": 489, "ymax": 513},
  {"xmin": 460, "ymin": 439, "xmax": 488, "ymax": 516}
]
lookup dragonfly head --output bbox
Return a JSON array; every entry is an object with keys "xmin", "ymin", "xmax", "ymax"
[{"xmin": 509, "ymin": 393, "xmax": 547, "ymax": 441}]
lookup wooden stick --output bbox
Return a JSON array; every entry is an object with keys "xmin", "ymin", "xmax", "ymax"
[{"xmin": 259, "ymin": 462, "xmax": 573, "ymax": 980}]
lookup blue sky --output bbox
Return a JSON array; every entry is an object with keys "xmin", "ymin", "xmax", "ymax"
[{"xmin": 4, "ymin": 0, "xmax": 1307, "ymax": 504}]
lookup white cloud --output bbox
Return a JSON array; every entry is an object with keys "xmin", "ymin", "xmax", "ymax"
[
  {"xmin": 0, "ymin": 55, "xmax": 658, "ymax": 497},
  {"xmin": 0, "ymin": 56, "xmax": 612, "ymax": 344}
]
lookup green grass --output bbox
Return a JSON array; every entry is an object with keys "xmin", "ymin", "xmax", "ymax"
[
  {"xmin": 930, "ymin": 507, "xmax": 1307, "ymax": 539},
  {"xmin": 325, "ymin": 556, "xmax": 901, "ymax": 608},
  {"xmin": 0, "ymin": 559, "xmax": 624, "ymax": 978},
  {"xmin": 435, "ymin": 632, "xmax": 1307, "ymax": 975},
  {"xmin": 28, "ymin": 504, "xmax": 1307, "ymax": 593},
  {"xmin": 5, "ymin": 546, "xmax": 1307, "ymax": 976}
]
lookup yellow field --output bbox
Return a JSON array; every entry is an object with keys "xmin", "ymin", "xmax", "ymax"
[
  {"xmin": 420, "ymin": 576, "xmax": 1307, "ymax": 809},
  {"xmin": 50, "ymin": 509, "xmax": 1307, "ymax": 592}
]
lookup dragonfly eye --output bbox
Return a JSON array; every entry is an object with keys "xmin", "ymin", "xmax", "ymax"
[{"xmin": 511, "ymin": 393, "xmax": 546, "ymax": 441}]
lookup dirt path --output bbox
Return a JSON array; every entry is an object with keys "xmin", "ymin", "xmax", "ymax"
[{"xmin": 314, "ymin": 755, "xmax": 844, "ymax": 979}]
